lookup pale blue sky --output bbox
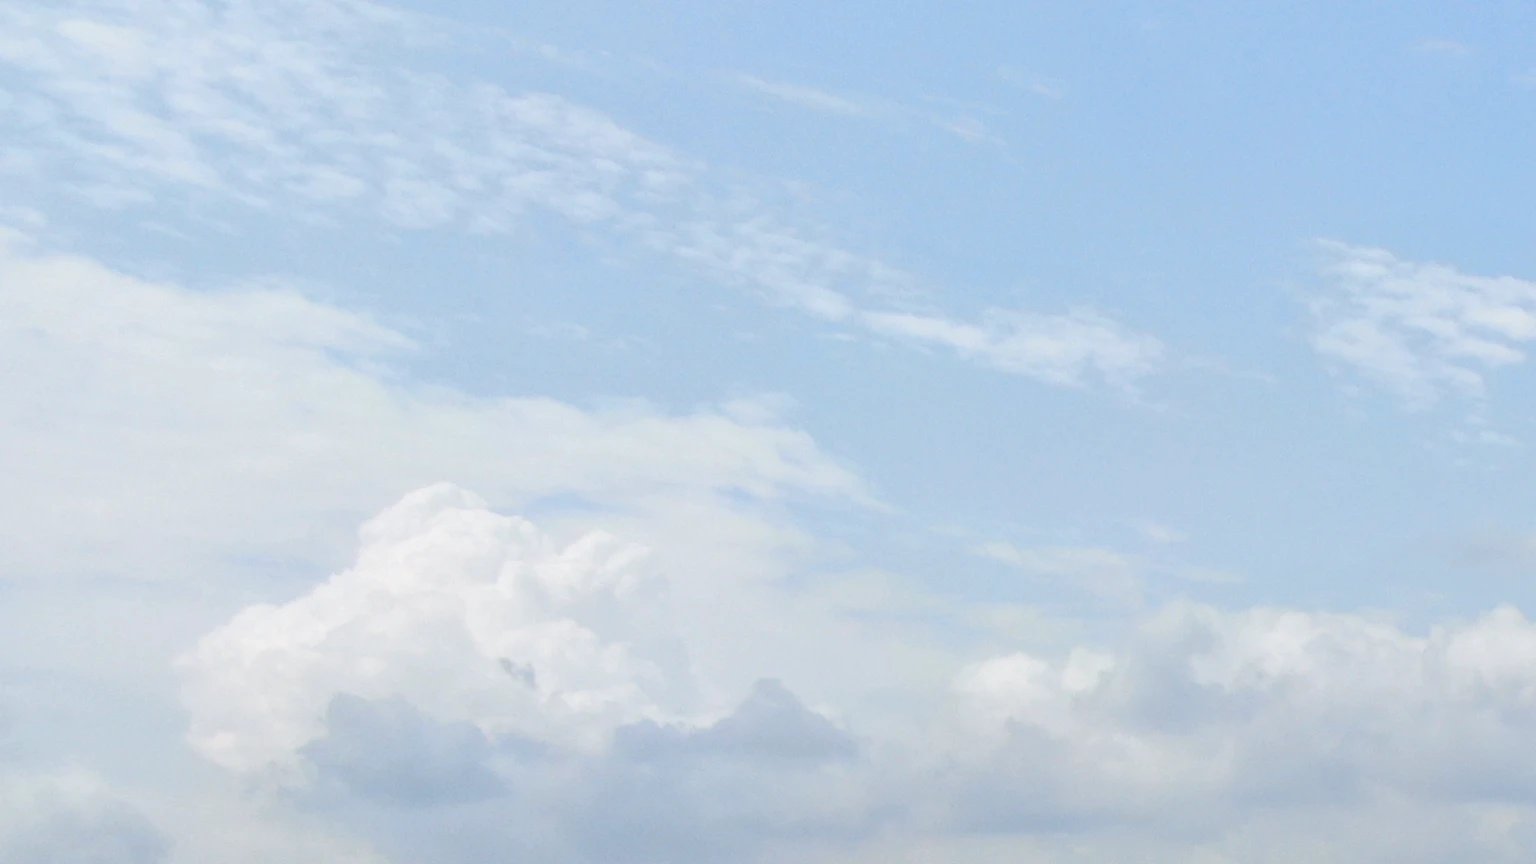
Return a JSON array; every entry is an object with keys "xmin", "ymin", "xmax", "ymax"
[{"xmin": 5, "ymin": 1, "xmax": 1536, "ymax": 862}]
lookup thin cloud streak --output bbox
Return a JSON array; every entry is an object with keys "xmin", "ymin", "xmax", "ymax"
[
  {"xmin": 735, "ymin": 74, "xmax": 871, "ymax": 116},
  {"xmin": 0, "ymin": 0, "xmax": 1165, "ymax": 391}
]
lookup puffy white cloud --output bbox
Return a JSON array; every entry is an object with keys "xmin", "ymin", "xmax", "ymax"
[
  {"xmin": 176, "ymin": 482, "xmax": 1536, "ymax": 862},
  {"xmin": 177, "ymin": 484, "xmax": 687, "ymax": 778},
  {"xmin": 1309, "ymin": 240, "xmax": 1536, "ymax": 409},
  {"xmin": 946, "ymin": 601, "xmax": 1536, "ymax": 832}
]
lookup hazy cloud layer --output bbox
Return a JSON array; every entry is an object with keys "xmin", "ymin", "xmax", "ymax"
[
  {"xmin": 0, "ymin": 232, "xmax": 861, "ymax": 583},
  {"xmin": 0, "ymin": 771, "xmax": 169, "ymax": 864}
]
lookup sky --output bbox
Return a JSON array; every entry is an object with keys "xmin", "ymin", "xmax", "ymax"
[{"xmin": 4, "ymin": 0, "xmax": 1536, "ymax": 861}]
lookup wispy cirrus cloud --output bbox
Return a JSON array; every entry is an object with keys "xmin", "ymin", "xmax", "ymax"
[
  {"xmin": 998, "ymin": 64, "xmax": 1068, "ymax": 100},
  {"xmin": 975, "ymin": 541, "xmax": 1142, "ymax": 601},
  {"xmin": 180, "ymin": 496, "xmax": 1536, "ymax": 863},
  {"xmin": 734, "ymin": 74, "xmax": 871, "ymax": 116},
  {"xmin": 1309, "ymin": 240, "xmax": 1536, "ymax": 410},
  {"xmin": 1412, "ymin": 39, "xmax": 1474, "ymax": 58},
  {"xmin": 0, "ymin": 0, "xmax": 1164, "ymax": 391},
  {"xmin": 865, "ymin": 307, "xmax": 1163, "ymax": 388}
]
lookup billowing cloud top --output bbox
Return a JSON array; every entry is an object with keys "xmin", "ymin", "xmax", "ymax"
[{"xmin": 167, "ymin": 485, "xmax": 1536, "ymax": 863}]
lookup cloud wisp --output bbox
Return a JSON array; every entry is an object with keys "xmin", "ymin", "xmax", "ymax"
[
  {"xmin": 734, "ymin": 75, "xmax": 871, "ymax": 116},
  {"xmin": 1309, "ymin": 240, "xmax": 1536, "ymax": 410},
  {"xmin": 0, "ymin": 0, "xmax": 1164, "ymax": 390}
]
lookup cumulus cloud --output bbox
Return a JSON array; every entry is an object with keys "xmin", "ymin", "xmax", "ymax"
[
  {"xmin": 947, "ymin": 602, "xmax": 1536, "ymax": 832},
  {"xmin": 0, "ymin": 0, "xmax": 1164, "ymax": 389},
  {"xmin": 303, "ymin": 695, "xmax": 508, "ymax": 806},
  {"xmin": 287, "ymin": 681, "xmax": 870, "ymax": 864},
  {"xmin": 178, "ymin": 484, "xmax": 687, "ymax": 778},
  {"xmin": 1309, "ymin": 240, "xmax": 1536, "ymax": 409},
  {"xmin": 176, "ymin": 485, "xmax": 1536, "ymax": 863},
  {"xmin": 181, "ymin": 492, "xmax": 879, "ymax": 862}
]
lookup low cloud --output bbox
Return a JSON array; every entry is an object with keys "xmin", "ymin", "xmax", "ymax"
[{"xmin": 177, "ymin": 488, "xmax": 1536, "ymax": 862}]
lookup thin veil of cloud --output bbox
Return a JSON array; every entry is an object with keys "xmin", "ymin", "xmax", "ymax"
[{"xmin": 0, "ymin": 0, "xmax": 1164, "ymax": 390}]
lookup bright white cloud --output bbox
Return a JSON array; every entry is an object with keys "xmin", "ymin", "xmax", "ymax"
[
  {"xmin": 178, "ymin": 484, "xmax": 686, "ymax": 778},
  {"xmin": 1310, "ymin": 240, "xmax": 1536, "ymax": 409},
  {"xmin": 0, "ymin": 0, "xmax": 1163, "ymax": 389},
  {"xmin": 0, "ymin": 232, "xmax": 863, "ymax": 583},
  {"xmin": 179, "ymin": 495, "xmax": 1536, "ymax": 862},
  {"xmin": 949, "ymin": 602, "xmax": 1536, "ymax": 820}
]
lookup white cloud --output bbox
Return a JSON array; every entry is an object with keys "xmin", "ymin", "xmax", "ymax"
[
  {"xmin": 177, "ymin": 484, "xmax": 687, "ymax": 778},
  {"xmin": 975, "ymin": 542, "xmax": 1142, "ymax": 601},
  {"xmin": 179, "ymin": 501, "xmax": 1536, "ymax": 862},
  {"xmin": 1309, "ymin": 240, "xmax": 1536, "ymax": 409},
  {"xmin": 864, "ymin": 307, "xmax": 1164, "ymax": 388},
  {"xmin": 735, "ymin": 75, "xmax": 870, "ymax": 116},
  {"xmin": 949, "ymin": 602, "xmax": 1536, "ymax": 819},
  {"xmin": 0, "ymin": 233, "xmax": 863, "ymax": 584},
  {"xmin": 0, "ymin": 0, "xmax": 1164, "ymax": 389}
]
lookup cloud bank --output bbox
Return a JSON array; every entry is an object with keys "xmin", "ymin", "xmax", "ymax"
[{"xmin": 173, "ymin": 484, "xmax": 1536, "ymax": 863}]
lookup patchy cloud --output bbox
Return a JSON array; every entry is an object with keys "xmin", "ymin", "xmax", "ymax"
[
  {"xmin": 0, "ymin": 0, "xmax": 1163, "ymax": 389},
  {"xmin": 1309, "ymin": 240, "xmax": 1536, "ymax": 410}
]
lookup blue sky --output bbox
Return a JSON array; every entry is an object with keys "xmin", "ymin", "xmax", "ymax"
[{"xmin": 5, "ymin": 1, "xmax": 1536, "ymax": 862}]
